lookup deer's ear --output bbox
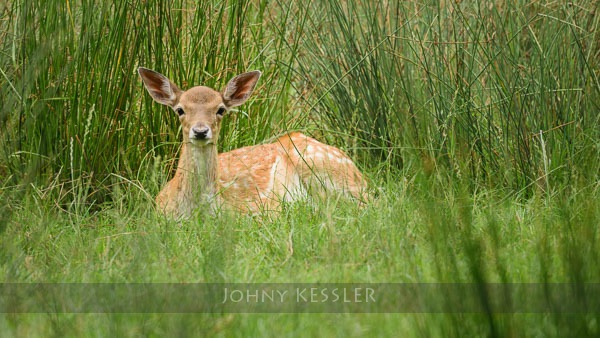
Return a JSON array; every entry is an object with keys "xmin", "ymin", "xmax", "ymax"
[
  {"xmin": 222, "ymin": 70, "xmax": 261, "ymax": 108},
  {"xmin": 138, "ymin": 67, "xmax": 182, "ymax": 107}
]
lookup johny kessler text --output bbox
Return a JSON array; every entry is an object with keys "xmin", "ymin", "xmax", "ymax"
[{"xmin": 222, "ymin": 287, "xmax": 376, "ymax": 304}]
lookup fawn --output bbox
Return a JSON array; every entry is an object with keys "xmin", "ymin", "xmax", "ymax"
[{"xmin": 139, "ymin": 67, "xmax": 368, "ymax": 218}]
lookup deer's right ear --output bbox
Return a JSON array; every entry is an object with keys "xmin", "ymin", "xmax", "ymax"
[{"xmin": 138, "ymin": 67, "xmax": 182, "ymax": 107}]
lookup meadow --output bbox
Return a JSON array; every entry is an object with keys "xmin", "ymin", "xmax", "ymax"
[{"xmin": 0, "ymin": 0, "xmax": 599, "ymax": 336}]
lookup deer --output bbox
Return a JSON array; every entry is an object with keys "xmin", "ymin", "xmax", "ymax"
[{"xmin": 138, "ymin": 67, "xmax": 368, "ymax": 218}]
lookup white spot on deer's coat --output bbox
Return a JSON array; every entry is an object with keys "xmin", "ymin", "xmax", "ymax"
[
  {"xmin": 282, "ymin": 172, "xmax": 308, "ymax": 202},
  {"xmin": 260, "ymin": 156, "xmax": 280, "ymax": 199}
]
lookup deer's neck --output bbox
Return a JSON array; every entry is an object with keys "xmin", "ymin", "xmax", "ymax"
[{"xmin": 176, "ymin": 143, "xmax": 219, "ymax": 213}]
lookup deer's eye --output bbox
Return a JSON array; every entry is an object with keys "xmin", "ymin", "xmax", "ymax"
[
  {"xmin": 216, "ymin": 107, "xmax": 226, "ymax": 116},
  {"xmin": 176, "ymin": 107, "xmax": 185, "ymax": 116}
]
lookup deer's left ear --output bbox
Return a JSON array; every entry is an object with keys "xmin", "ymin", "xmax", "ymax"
[
  {"xmin": 222, "ymin": 70, "xmax": 261, "ymax": 108},
  {"xmin": 138, "ymin": 67, "xmax": 182, "ymax": 107}
]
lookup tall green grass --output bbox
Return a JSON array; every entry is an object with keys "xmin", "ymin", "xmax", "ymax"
[
  {"xmin": 0, "ymin": 0, "xmax": 306, "ymax": 218},
  {"xmin": 1, "ymin": 0, "xmax": 599, "ymax": 337},
  {"xmin": 1, "ymin": 1, "xmax": 597, "ymax": 212},
  {"xmin": 300, "ymin": 1, "xmax": 599, "ymax": 192}
]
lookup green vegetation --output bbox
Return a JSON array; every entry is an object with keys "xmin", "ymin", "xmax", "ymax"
[{"xmin": 1, "ymin": 0, "xmax": 599, "ymax": 336}]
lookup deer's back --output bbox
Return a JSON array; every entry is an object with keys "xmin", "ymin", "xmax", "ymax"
[{"xmin": 217, "ymin": 132, "xmax": 368, "ymax": 213}]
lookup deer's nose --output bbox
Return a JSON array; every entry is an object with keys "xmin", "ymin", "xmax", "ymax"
[{"xmin": 192, "ymin": 126, "xmax": 210, "ymax": 139}]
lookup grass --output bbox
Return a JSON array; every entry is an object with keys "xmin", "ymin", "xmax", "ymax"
[
  {"xmin": 2, "ymin": 179, "xmax": 599, "ymax": 336},
  {"xmin": 1, "ymin": 0, "xmax": 599, "ymax": 337}
]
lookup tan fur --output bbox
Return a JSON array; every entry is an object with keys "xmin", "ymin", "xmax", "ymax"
[
  {"xmin": 218, "ymin": 132, "xmax": 368, "ymax": 213},
  {"xmin": 139, "ymin": 68, "xmax": 368, "ymax": 218}
]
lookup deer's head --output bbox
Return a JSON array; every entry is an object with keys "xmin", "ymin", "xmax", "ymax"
[{"xmin": 139, "ymin": 68, "xmax": 261, "ymax": 147}]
